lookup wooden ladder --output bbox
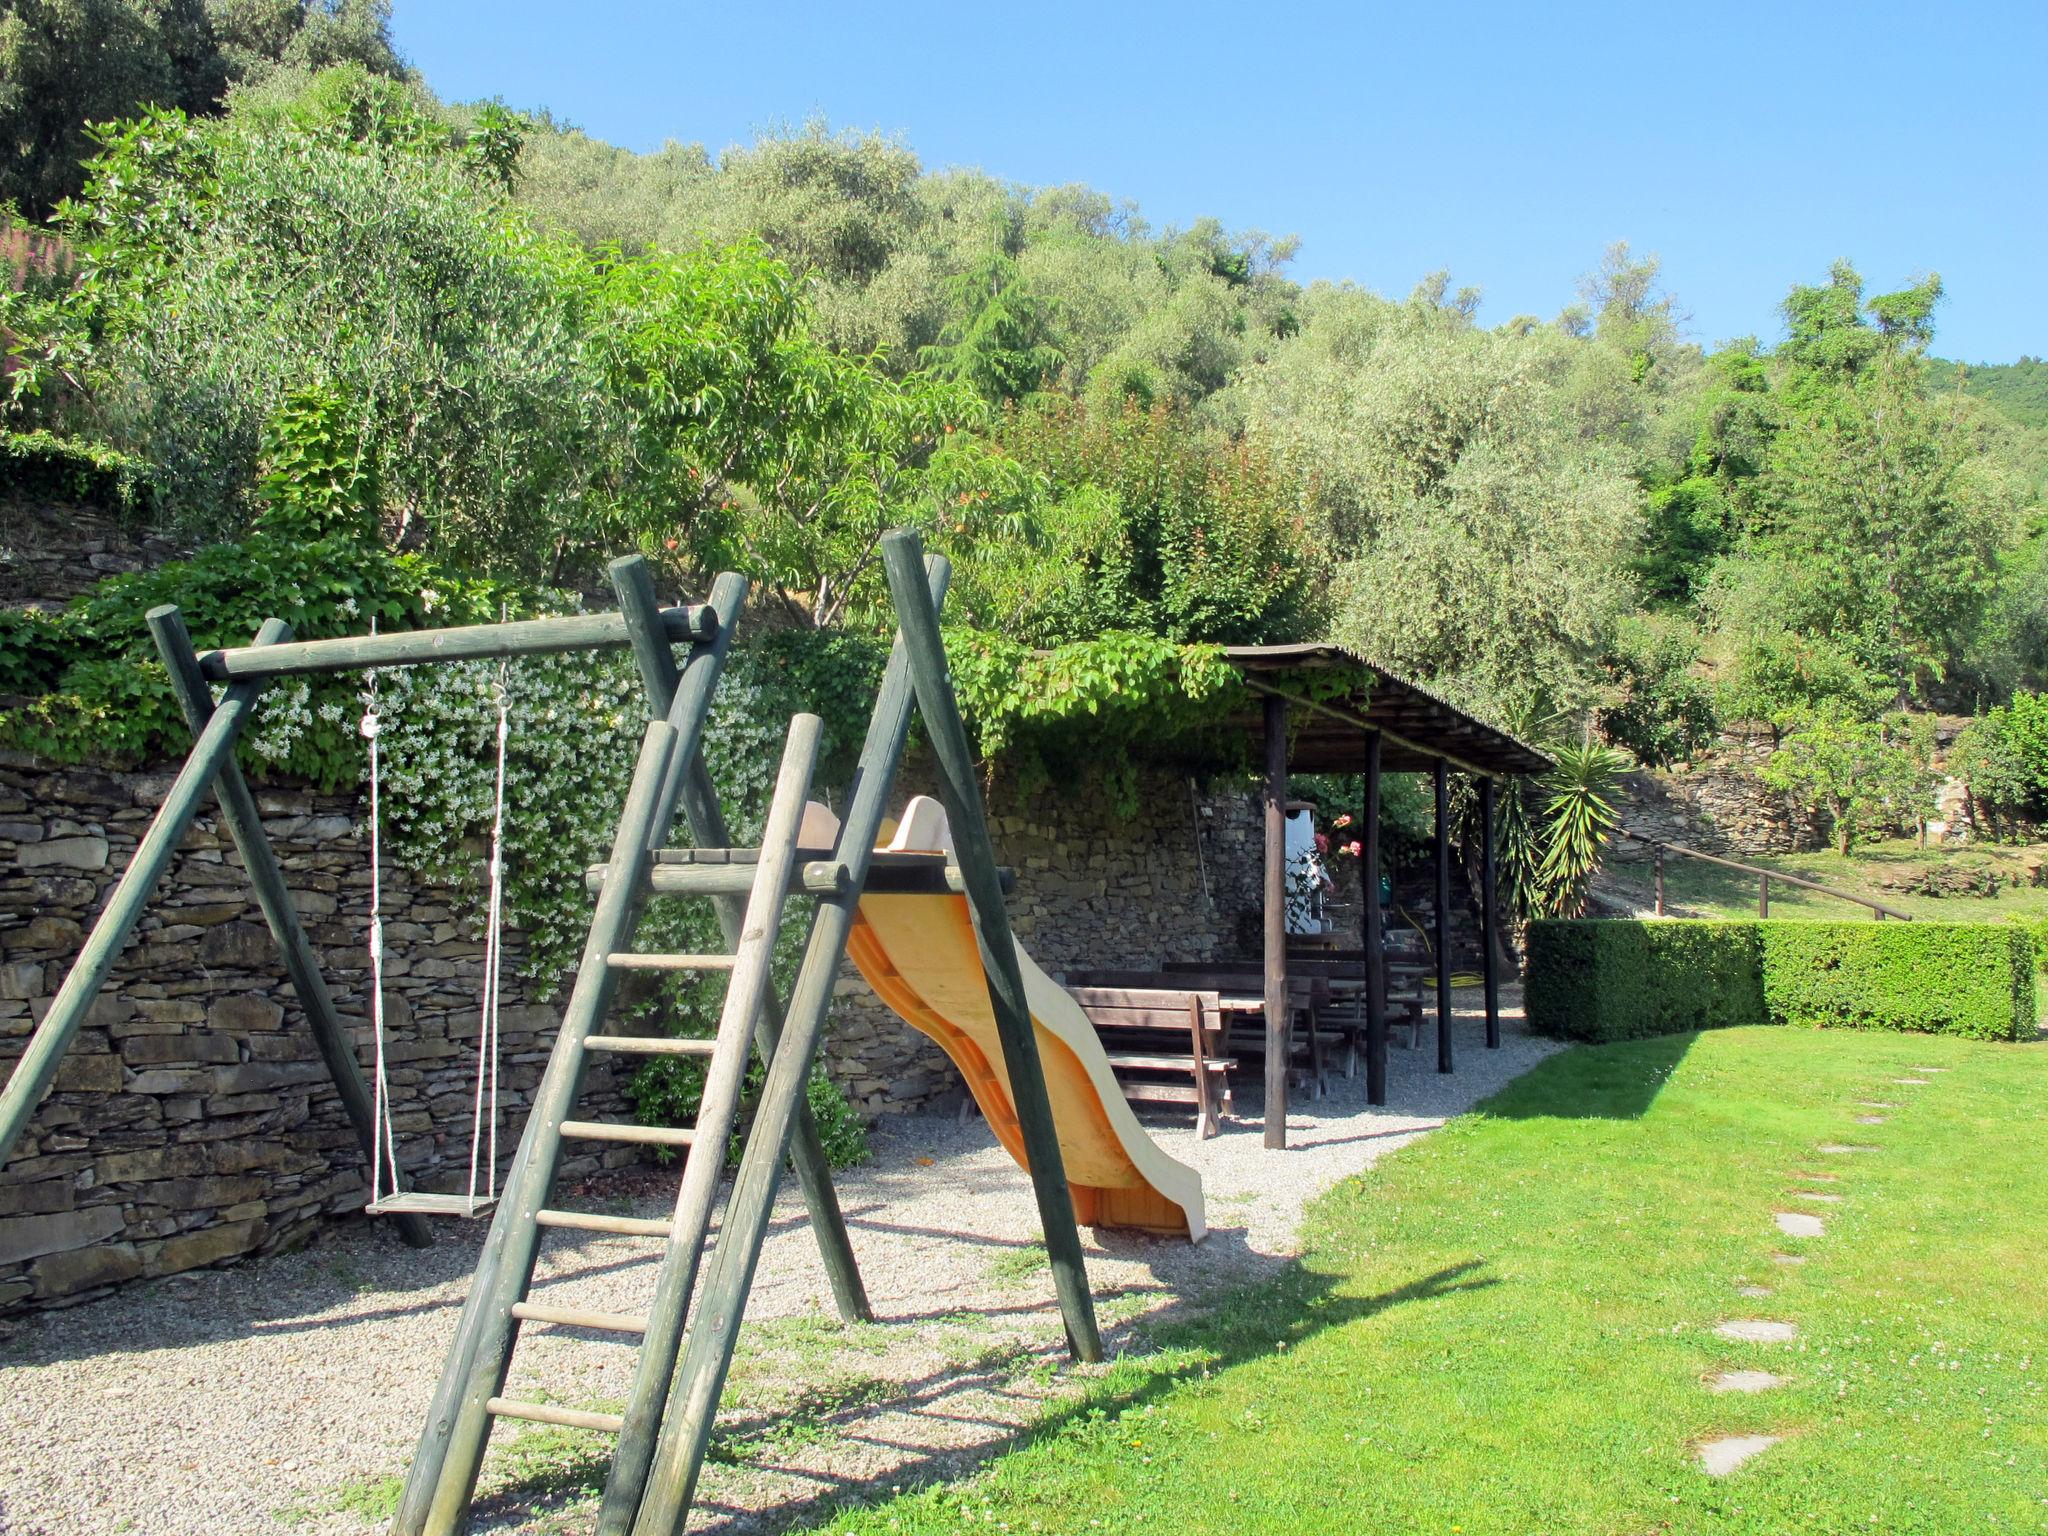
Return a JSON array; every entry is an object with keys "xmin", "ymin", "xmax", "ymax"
[
  {"xmin": 393, "ymin": 539, "xmax": 1104, "ymax": 1536},
  {"xmin": 415, "ymin": 710, "xmax": 830, "ymax": 1531}
]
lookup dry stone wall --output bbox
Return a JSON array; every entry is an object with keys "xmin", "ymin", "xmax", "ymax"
[
  {"xmin": 0, "ymin": 751, "xmax": 641, "ymax": 1312},
  {"xmin": 0, "ymin": 499, "xmax": 182, "ymax": 608},
  {"xmin": 1614, "ymin": 757, "xmax": 1828, "ymax": 859}
]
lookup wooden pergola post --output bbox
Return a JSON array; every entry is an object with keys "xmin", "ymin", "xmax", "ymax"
[
  {"xmin": 1262, "ymin": 693, "xmax": 1289, "ymax": 1149},
  {"xmin": 1361, "ymin": 731, "xmax": 1387, "ymax": 1107},
  {"xmin": 1480, "ymin": 775, "xmax": 1500, "ymax": 1051},
  {"xmin": 1433, "ymin": 757, "xmax": 1454, "ymax": 1075}
]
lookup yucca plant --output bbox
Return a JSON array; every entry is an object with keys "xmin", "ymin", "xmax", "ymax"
[{"xmin": 1532, "ymin": 740, "xmax": 1629, "ymax": 918}]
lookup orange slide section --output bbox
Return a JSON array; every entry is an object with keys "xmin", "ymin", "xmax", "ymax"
[{"xmin": 811, "ymin": 797, "xmax": 1204, "ymax": 1242}]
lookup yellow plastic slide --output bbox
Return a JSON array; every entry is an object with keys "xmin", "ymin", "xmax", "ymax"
[{"xmin": 804, "ymin": 797, "xmax": 1205, "ymax": 1242}]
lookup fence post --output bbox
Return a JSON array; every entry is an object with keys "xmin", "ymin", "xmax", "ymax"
[
  {"xmin": 1758, "ymin": 874, "xmax": 1770, "ymax": 918},
  {"xmin": 1654, "ymin": 849, "xmax": 1665, "ymax": 917}
]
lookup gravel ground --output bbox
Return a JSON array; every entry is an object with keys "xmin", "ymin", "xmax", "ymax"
[{"xmin": 0, "ymin": 988, "xmax": 1555, "ymax": 1536}]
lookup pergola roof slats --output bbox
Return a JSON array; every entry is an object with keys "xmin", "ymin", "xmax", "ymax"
[{"xmin": 1222, "ymin": 644, "xmax": 1550, "ymax": 778}]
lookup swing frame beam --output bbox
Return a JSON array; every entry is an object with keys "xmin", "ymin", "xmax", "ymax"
[{"xmin": 0, "ymin": 586, "xmax": 799, "ymax": 1260}]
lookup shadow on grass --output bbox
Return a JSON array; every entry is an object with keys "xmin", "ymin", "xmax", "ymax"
[
  {"xmin": 1482, "ymin": 1030, "xmax": 1697, "ymax": 1122},
  {"xmin": 717, "ymin": 1255, "xmax": 1498, "ymax": 1536}
]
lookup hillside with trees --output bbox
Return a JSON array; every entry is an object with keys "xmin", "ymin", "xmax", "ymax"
[{"xmin": 4, "ymin": 1, "xmax": 2047, "ymax": 886}]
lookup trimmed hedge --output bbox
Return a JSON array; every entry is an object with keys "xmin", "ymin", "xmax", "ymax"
[
  {"xmin": 1527, "ymin": 919, "xmax": 2038, "ymax": 1044},
  {"xmin": 2011, "ymin": 916, "xmax": 2048, "ymax": 976},
  {"xmin": 0, "ymin": 430, "xmax": 150, "ymax": 511}
]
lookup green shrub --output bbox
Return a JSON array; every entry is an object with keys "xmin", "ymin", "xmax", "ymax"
[
  {"xmin": 0, "ymin": 430, "xmax": 150, "ymax": 510},
  {"xmin": 2020, "ymin": 916, "xmax": 2048, "ymax": 975},
  {"xmin": 1527, "ymin": 919, "xmax": 2036, "ymax": 1043},
  {"xmin": 1759, "ymin": 923, "xmax": 2036, "ymax": 1041},
  {"xmin": 1525, "ymin": 920, "xmax": 1764, "ymax": 1042}
]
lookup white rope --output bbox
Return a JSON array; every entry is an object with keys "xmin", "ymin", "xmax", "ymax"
[
  {"xmin": 362, "ymin": 627, "xmax": 514, "ymax": 1216},
  {"xmin": 362, "ymin": 628, "xmax": 401, "ymax": 1206},
  {"xmin": 468, "ymin": 661, "xmax": 510, "ymax": 1206}
]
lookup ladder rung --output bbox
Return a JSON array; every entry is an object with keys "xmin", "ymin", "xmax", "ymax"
[
  {"xmin": 605, "ymin": 952, "xmax": 737, "ymax": 971},
  {"xmin": 536, "ymin": 1208, "xmax": 675, "ymax": 1238},
  {"xmin": 581, "ymin": 1035, "xmax": 719, "ymax": 1057},
  {"xmin": 584, "ymin": 860, "xmax": 851, "ymax": 898},
  {"xmin": 485, "ymin": 1397, "xmax": 625, "ymax": 1433},
  {"xmin": 592, "ymin": 857, "xmax": 1010, "ymax": 898},
  {"xmin": 511, "ymin": 1300, "xmax": 649, "ymax": 1335},
  {"xmin": 559, "ymin": 1119, "xmax": 696, "ymax": 1148}
]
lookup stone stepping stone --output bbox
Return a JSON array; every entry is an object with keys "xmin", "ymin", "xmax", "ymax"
[
  {"xmin": 1708, "ymin": 1369, "xmax": 1789, "ymax": 1394},
  {"xmin": 1817, "ymin": 1143, "xmax": 1879, "ymax": 1154},
  {"xmin": 1716, "ymin": 1319, "xmax": 1797, "ymax": 1343},
  {"xmin": 1792, "ymin": 1172, "xmax": 1841, "ymax": 1182},
  {"xmin": 1893, "ymin": 1077, "xmax": 1932, "ymax": 1086},
  {"xmin": 1793, "ymin": 1191, "xmax": 1843, "ymax": 1204},
  {"xmin": 1736, "ymin": 1284, "xmax": 1773, "ymax": 1298},
  {"xmin": 1859, "ymin": 1101, "xmax": 1898, "ymax": 1109},
  {"xmin": 1776, "ymin": 1211, "xmax": 1825, "ymax": 1238},
  {"xmin": 1699, "ymin": 1433, "xmax": 1783, "ymax": 1476},
  {"xmin": 1856, "ymin": 1114, "xmax": 1887, "ymax": 1124},
  {"xmin": 1908, "ymin": 1066, "xmax": 1949, "ymax": 1073},
  {"xmin": 1770, "ymin": 1252, "xmax": 1808, "ymax": 1266}
]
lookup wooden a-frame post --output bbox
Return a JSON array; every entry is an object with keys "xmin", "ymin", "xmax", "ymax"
[{"xmin": 878, "ymin": 529, "xmax": 1103, "ymax": 1363}]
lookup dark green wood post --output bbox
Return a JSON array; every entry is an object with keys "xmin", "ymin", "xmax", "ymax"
[
  {"xmin": 1361, "ymin": 731, "xmax": 1387, "ymax": 1107},
  {"xmin": 1480, "ymin": 775, "xmax": 1500, "ymax": 1051},
  {"xmin": 0, "ymin": 619, "xmax": 282, "ymax": 1174},
  {"xmin": 1262, "ymin": 693, "xmax": 1289, "ymax": 1148},
  {"xmin": 878, "ymin": 529, "xmax": 1103, "ymax": 1361},
  {"xmin": 1434, "ymin": 757, "xmax": 1454, "ymax": 1075},
  {"xmin": 403, "ymin": 723, "xmax": 681, "ymax": 1536},
  {"xmin": 608, "ymin": 554, "xmax": 870, "ymax": 1327},
  {"xmin": 148, "ymin": 606, "xmax": 431, "ymax": 1249}
]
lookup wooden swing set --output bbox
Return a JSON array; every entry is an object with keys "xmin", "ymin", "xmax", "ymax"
[{"xmin": 0, "ymin": 529, "xmax": 1103, "ymax": 1536}]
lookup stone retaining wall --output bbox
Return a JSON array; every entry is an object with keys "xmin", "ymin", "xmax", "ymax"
[
  {"xmin": 0, "ymin": 752, "xmax": 641, "ymax": 1311},
  {"xmin": 1614, "ymin": 756, "xmax": 1828, "ymax": 858},
  {"xmin": 0, "ymin": 499, "xmax": 182, "ymax": 609}
]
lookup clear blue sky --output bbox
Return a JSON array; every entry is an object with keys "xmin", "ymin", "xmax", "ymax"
[{"xmin": 392, "ymin": 1, "xmax": 2045, "ymax": 364}]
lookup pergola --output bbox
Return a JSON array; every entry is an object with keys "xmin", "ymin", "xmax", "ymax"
[{"xmin": 1219, "ymin": 645, "xmax": 1552, "ymax": 1149}]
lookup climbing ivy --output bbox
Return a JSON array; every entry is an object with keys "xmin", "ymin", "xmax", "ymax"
[{"xmin": 942, "ymin": 627, "xmax": 1249, "ymax": 811}]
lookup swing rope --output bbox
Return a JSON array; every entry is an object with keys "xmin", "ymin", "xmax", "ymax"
[
  {"xmin": 362, "ymin": 632, "xmax": 512, "ymax": 1216},
  {"xmin": 363, "ymin": 632, "xmax": 401, "ymax": 1205},
  {"xmin": 466, "ymin": 656, "xmax": 510, "ymax": 1206}
]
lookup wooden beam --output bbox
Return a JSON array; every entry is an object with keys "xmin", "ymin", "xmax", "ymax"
[
  {"xmin": 195, "ymin": 604, "xmax": 715, "ymax": 683},
  {"xmin": 148, "ymin": 607, "xmax": 432, "ymax": 1250},
  {"xmin": 628, "ymin": 549, "xmax": 961, "ymax": 1536},
  {"xmin": 403, "ymin": 724, "xmax": 682, "ymax": 1536},
  {"xmin": 1362, "ymin": 731, "xmax": 1388, "ymax": 1107},
  {"xmin": 1262, "ymin": 692, "xmax": 1289, "ymax": 1149},
  {"xmin": 0, "ymin": 620, "xmax": 280, "ymax": 1174},
  {"xmin": 1480, "ymin": 775, "xmax": 1500, "ymax": 1052},
  {"xmin": 1434, "ymin": 758, "xmax": 1454, "ymax": 1076}
]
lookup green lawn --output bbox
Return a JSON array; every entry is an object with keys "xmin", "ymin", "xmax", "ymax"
[{"xmin": 822, "ymin": 1027, "xmax": 2048, "ymax": 1535}]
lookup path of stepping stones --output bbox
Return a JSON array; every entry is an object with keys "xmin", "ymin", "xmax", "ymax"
[{"xmin": 1691, "ymin": 1059, "xmax": 1945, "ymax": 1480}]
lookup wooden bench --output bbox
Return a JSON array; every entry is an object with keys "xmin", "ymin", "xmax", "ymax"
[{"xmin": 1060, "ymin": 984, "xmax": 1231, "ymax": 1137}]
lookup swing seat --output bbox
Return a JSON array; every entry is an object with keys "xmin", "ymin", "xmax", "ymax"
[{"xmin": 368, "ymin": 1191, "xmax": 498, "ymax": 1219}]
